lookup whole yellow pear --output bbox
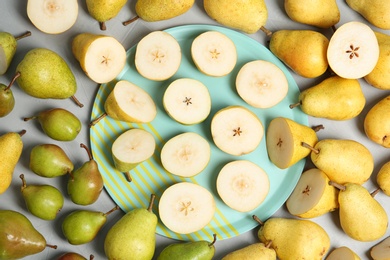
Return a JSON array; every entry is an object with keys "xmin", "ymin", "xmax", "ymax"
[
  {"xmin": 203, "ymin": 0, "xmax": 268, "ymax": 34},
  {"xmin": 365, "ymin": 32, "xmax": 390, "ymax": 90},
  {"xmin": 346, "ymin": 0, "xmax": 390, "ymax": 29},
  {"xmin": 364, "ymin": 95, "xmax": 390, "ymax": 148},
  {"xmin": 0, "ymin": 131, "xmax": 24, "ymax": 194},
  {"xmin": 284, "ymin": 0, "xmax": 340, "ymax": 28},
  {"xmin": 136, "ymin": 0, "xmax": 195, "ymax": 22},
  {"xmin": 377, "ymin": 161, "xmax": 390, "ymax": 196},
  {"xmin": 269, "ymin": 30, "xmax": 329, "ymax": 78},
  {"xmin": 222, "ymin": 242, "xmax": 276, "ymax": 260}
]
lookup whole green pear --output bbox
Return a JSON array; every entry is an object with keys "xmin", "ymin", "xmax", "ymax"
[
  {"xmin": 24, "ymin": 108, "xmax": 82, "ymax": 141},
  {"xmin": 0, "ymin": 210, "xmax": 56, "ymax": 259},
  {"xmin": 29, "ymin": 143, "xmax": 74, "ymax": 178},
  {"xmin": 203, "ymin": 0, "xmax": 268, "ymax": 34},
  {"xmin": 254, "ymin": 216, "xmax": 330, "ymax": 259},
  {"xmin": 57, "ymin": 252, "xmax": 94, "ymax": 260},
  {"xmin": 20, "ymin": 174, "xmax": 64, "ymax": 220},
  {"xmin": 0, "ymin": 31, "xmax": 31, "ymax": 75},
  {"xmin": 15, "ymin": 48, "xmax": 79, "ymax": 103},
  {"xmin": 335, "ymin": 182, "xmax": 388, "ymax": 241},
  {"xmin": 269, "ymin": 30, "xmax": 329, "ymax": 78},
  {"xmin": 67, "ymin": 143, "xmax": 104, "ymax": 205},
  {"xmin": 135, "ymin": 0, "xmax": 195, "ymax": 22},
  {"xmin": 0, "ymin": 72, "xmax": 20, "ymax": 117},
  {"xmin": 104, "ymin": 194, "xmax": 157, "ymax": 260},
  {"xmin": 86, "ymin": 0, "xmax": 128, "ymax": 30},
  {"xmin": 290, "ymin": 76, "xmax": 365, "ymax": 120},
  {"xmin": 346, "ymin": 0, "xmax": 390, "ymax": 29},
  {"xmin": 157, "ymin": 234, "xmax": 216, "ymax": 260},
  {"xmin": 62, "ymin": 206, "xmax": 119, "ymax": 245},
  {"xmin": 308, "ymin": 139, "xmax": 374, "ymax": 185},
  {"xmin": 222, "ymin": 242, "xmax": 276, "ymax": 260}
]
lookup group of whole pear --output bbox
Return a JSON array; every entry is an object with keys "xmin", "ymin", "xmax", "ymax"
[{"xmin": 1, "ymin": 0, "xmax": 390, "ymax": 259}]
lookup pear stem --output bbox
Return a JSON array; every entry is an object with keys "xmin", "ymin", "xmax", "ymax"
[
  {"xmin": 90, "ymin": 255, "xmax": 95, "ymax": 260},
  {"xmin": 259, "ymin": 26, "xmax": 273, "ymax": 37},
  {"xmin": 80, "ymin": 143, "xmax": 93, "ymax": 161},
  {"xmin": 89, "ymin": 112, "xmax": 108, "ymax": 127},
  {"xmin": 312, "ymin": 124, "xmax": 325, "ymax": 132},
  {"xmin": 70, "ymin": 95, "xmax": 84, "ymax": 108},
  {"xmin": 15, "ymin": 31, "xmax": 32, "ymax": 41},
  {"xmin": 19, "ymin": 174, "xmax": 27, "ymax": 190},
  {"xmin": 265, "ymin": 240, "xmax": 273, "ymax": 249},
  {"xmin": 23, "ymin": 115, "xmax": 37, "ymax": 122},
  {"xmin": 46, "ymin": 244, "xmax": 58, "ymax": 249},
  {"xmin": 328, "ymin": 181, "xmax": 346, "ymax": 191},
  {"xmin": 371, "ymin": 188, "xmax": 381, "ymax": 197},
  {"xmin": 301, "ymin": 142, "xmax": 319, "ymax": 154},
  {"xmin": 289, "ymin": 101, "xmax": 302, "ymax": 109},
  {"xmin": 18, "ymin": 129, "xmax": 26, "ymax": 137},
  {"xmin": 124, "ymin": 172, "xmax": 132, "ymax": 182},
  {"xmin": 104, "ymin": 205, "xmax": 120, "ymax": 217},
  {"xmin": 123, "ymin": 16, "xmax": 140, "ymax": 26},
  {"xmin": 147, "ymin": 194, "xmax": 156, "ymax": 212},
  {"xmin": 99, "ymin": 22, "xmax": 106, "ymax": 31},
  {"xmin": 252, "ymin": 215, "xmax": 264, "ymax": 226},
  {"xmin": 209, "ymin": 234, "xmax": 217, "ymax": 247},
  {"xmin": 4, "ymin": 72, "xmax": 21, "ymax": 91}
]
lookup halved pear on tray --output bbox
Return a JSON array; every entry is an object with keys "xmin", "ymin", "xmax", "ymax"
[
  {"xmin": 159, "ymin": 182, "xmax": 215, "ymax": 234},
  {"xmin": 266, "ymin": 117, "xmax": 318, "ymax": 169},
  {"xmin": 236, "ymin": 60, "xmax": 288, "ymax": 108},
  {"xmin": 211, "ymin": 106, "xmax": 264, "ymax": 156},
  {"xmin": 191, "ymin": 30, "xmax": 237, "ymax": 77},
  {"xmin": 135, "ymin": 31, "xmax": 181, "ymax": 81},
  {"xmin": 286, "ymin": 168, "xmax": 339, "ymax": 218},
  {"xmin": 72, "ymin": 33, "xmax": 127, "ymax": 84},
  {"xmin": 216, "ymin": 160, "xmax": 270, "ymax": 212},
  {"xmin": 163, "ymin": 78, "xmax": 211, "ymax": 125},
  {"xmin": 160, "ymin": 132, "xmax": 211, "ymax": 178}
]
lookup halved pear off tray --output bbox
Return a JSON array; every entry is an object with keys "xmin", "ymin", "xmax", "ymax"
[{"xmin": 89, "ymin": 24, "xmax": 308, "ymax": 241}]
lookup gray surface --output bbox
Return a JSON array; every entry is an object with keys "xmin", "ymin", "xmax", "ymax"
[{"xmin": 0, "ymin": 0, "xmax": 389, "ymax": 259}]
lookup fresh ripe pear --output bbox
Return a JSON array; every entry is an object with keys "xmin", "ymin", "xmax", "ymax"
[
  {"xmin": 365, "ymin": 32, "xmax": 390, "ymax": 90},
  {"xmin": 20, "ymin": 174, "xmax": 64, "ymax": 220},
  {"xmin": 104, "ymin": 194, "xmax": 157, "ymax": 260},
  {"xmin": 377, "ymin": 161, "xmax": 390, "ymax": 196},
  {"xmin": 62, "ymin": 206, "xmax": 119, "ymax": 245},
  {"xmin": 269, "ymin": 30, "xmax": 329, "ymax": 78},
  {"xmin": 290, "ymin": 76, "xmax": 365, "ymax": 120},
  {"xmin": 157, "ymin": 234, "xmax": 216, "ymax": 260},
  {"xmin": 15, "ymin": 48, "xmax": 83, "ymax": 107},
  {"xmin": 346, "ymin": 0, "xmax": 390, "ymax": 29},
  {"xmin": 266, "ymin": 117, "xmax": 319, "ymax": 169},
  {"xmin": 370, "ymin": 236, "xmax": 390, "ymax": 260},
  {"xmin": 221, "ymin": 242, "xmax": 276, "ymax": 260},
  {"xmin": 286, "ymin": 168, "xmax": 339, "ymax": 218},
  {"xmin": 29, "ymin": 143, "xmax": 74, "ymax": 178},
  {"xmin": 24, "ymin": 108, "xmax": 82, "ymax": 141},
  {"xmin": 0, "ymin": 72, "xmax": 20, "ymax": 117},
  {"xmin": 57, "ymin": 252, "xmax": 94, "ymax": 260},
  {"xmin": 364, "ymin": 95, "xmax": 390, "ymax": 148},
  {"xmin": 305, "ymin": 139, "xmax": 374, "ymax": 185},
  {"xmin": 0, "ymin": 130, "xmax": 25, "ymax": 194},
  {"xmin": 67, "ymin": 143, "xmax": 104, "ymax": 205},
  {"xmin": 203, "ymin": 0, "xmax": 268, "ymax": 34},
  {"xmin": 0, "ymin": 210, "xmax": 56, "ymax": 259},
  {"xmin": 326, "ymin": 246, "xmax": 361, "ymax": 260},
  {"xmin": 254, "ymin": 216, "xmax": 330, "ymax": 259},
  {"xmin": 86, "ymin": 0, "xmax": 128, "ymax": 30},
  {"xmin": 284, "ymin": 0, "xmax": 340, "ymax": 28},
  {"xmin": 331, "ymin": 182, "xmax": 388, "ymax": 242},
  {"xmin": 0, "ymin": 31, "xmax": 31, "ymax": 75}
]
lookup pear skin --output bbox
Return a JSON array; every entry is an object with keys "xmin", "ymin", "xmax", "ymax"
[
  {"xmin": 336, "ymin": 182, "xmax": 388, "ymax": 242},
  {"xmin": 86, "ymin": 0, "xmax": 127, "ymax": 30},
  {"xmin": 364, "ymin": 95, "xmax": 390, "ymax": 148},
  {"xmin": 221, "ymin": 242, "xmax": 276, "ymax": 260},
  {"xmin": 269, "ymin": 30, "xmax": 329, "ymax": 78},
  {"xmin": 0, "ymin": 32, "xmax": 17, "ymax": 75},
  {"xmin": 365, "ymin": 32, "xmax": 390, "ymax": 90},
  {"xmin": 292, "ymin": 76, "xmax": 365, "ymax": 120},
  {"xmin": 0, "ymin": 130, "xmax": 24, "ymax": 194},
  {"xmin": 203, "ymin": 0, "xmax": 268, "ymax": 34},
  {"xmin": 377, "ymin": 161, "xmax": 390, "ymax": 196},
  {"xmin": 346, "ymin": 0, "xmax": 390, "ymax": 29},
  {"xmin": 136, "ymin": 0, "xmax": 195, "ymax": 22},
  {"xmin": 284, "ymin": 0, "xmax": 340, "ymax": 28}
]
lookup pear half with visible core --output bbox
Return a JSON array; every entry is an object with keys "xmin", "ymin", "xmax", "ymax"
[
  {"xmin": 371, "ymin": 236, "xmax": 390, "ymax": 260},
  {"xmin": 326, "ymin": 246, "xmax": 361, "ymax": 260},
  {"xmin": 160, "ymin": 132, "xmax": 210, "ymax": 178},
  {"xmin": 111, "ymin": 128, "xmax": 156, "ymax": 180},
  {"xmin": 216, "ymin": 160, "xmax": 270, "ymax": 212},
  {"xmin": 236, "ymin": 60, "xmax": 288, "ymax": 108},
  {"xmin": 286, "ymin": 168, "xmax": 339, "ymax": 218},
  {"xmin": 27, "ymin": 0, "xmax": 78, "ymax": 34},
  {"xmin": 364, "ymin": 95, "xmax": 390, "ymax": 148},
  {"xmin": 191, "ymin": 31, "xmax": 237, "ymax": 77},
  {"xmin": 327, "ymin": 21, "xmax": 379, "ymax": 79},
  {"xmin": 266, "ymin": 117, "xmax": 318, "ymax": 169},
  {"xmin": 211, "ymin": 106, "xmax": 263, "ymax": 156},
  {"xmin": 163, "ymin": 78, "xmax": 211, "ymax": 125},
  {"xmin": 135, "ymin": 31, "xmax": 181, "ymax": 81},
  {"xmin": 159, "ymin": 182, "xmax": 215, "ymax": 234},
  {"xmin": 72, "ymin": 33, "xmax": 126, "ymax": 84}
]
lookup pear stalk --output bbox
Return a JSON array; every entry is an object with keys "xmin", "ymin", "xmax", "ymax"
[
  {"xmin": 89, "ymin": 112, "xmax": 108, "ymax": 127},
  {"xmin": 5, "ymin": 72, "xmax": 21, "ymax": 92},
  {"xmin": 15, "ymin": 31, "xmax": 32, "ymax": 41},
  {"xmin": 301, "ymin": 142, "xmax": 320, "ymax": 154},
  {"xmin": 122, "ymin": 16, "xmax": 140, "ymax": 26}
]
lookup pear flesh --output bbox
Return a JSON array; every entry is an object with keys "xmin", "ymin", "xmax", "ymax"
[
  {"xmin": 326, "ymin": 246, "xmax": 361, "ymax": 260},
  {"xmin": 364, "ymin": 95, "xmax": 390, "ymax": 148},
  {"xmin": 136, "ymin": 0, "xmax": 195, "ymax": 22},
  {"xmin": 370, "ymin": 236, "xmax": 390, "ymax": 260}
]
